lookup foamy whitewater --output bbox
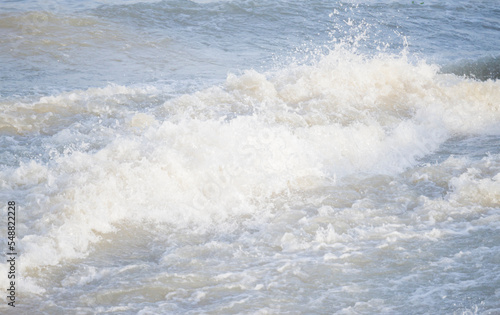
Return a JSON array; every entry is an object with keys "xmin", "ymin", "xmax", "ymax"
[{"xmin": 1, "ymin": 0, "xmax": 499, "ymax": 314}]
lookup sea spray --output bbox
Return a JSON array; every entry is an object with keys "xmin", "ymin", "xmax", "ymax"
[
  {"xmin": 2, "ymin": 46, "xmax": 499, "ymax": 293},
  {"xmin": 1, "ymin": 1, "xmax": 499, "ymax": 313}
]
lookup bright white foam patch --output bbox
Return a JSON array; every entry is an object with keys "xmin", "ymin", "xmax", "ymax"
[{"xmin": 1, "ymin": 49, "xmax": 500, "ymax": 295}]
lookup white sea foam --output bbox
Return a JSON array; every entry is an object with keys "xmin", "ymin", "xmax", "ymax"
[
  {"xmin": 2, "ymin": 48, "xmax": 499, "ymax": 296},
  {"xmin": 0, "ymin": 84, "xmax": 159, "ymax": 134},
  {"xmin": 0, "ymin": 38, "xmax": 499, "ymax": 315},
  {"xmin": 2, "ymin": 0, "xmax": 500, "ymax": 313}
]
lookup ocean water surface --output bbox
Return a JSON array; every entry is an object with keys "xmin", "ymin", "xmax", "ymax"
[{"xmin": 1, "ymin": 0, "xmax": 499, "ymax": 314}]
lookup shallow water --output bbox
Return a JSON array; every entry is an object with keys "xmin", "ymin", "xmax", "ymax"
[{"xmin": 1, "ymin": 0, "xmax": 499, "ymax": 314}]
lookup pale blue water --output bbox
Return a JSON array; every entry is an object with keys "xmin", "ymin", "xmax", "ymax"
[
  {"xmin": 1, "ymin": 0, "xmax": 499, "ymax": 97},
  {"xmin": 1, "ymin": 1, "xmax": 499, "ymax": 314}
]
